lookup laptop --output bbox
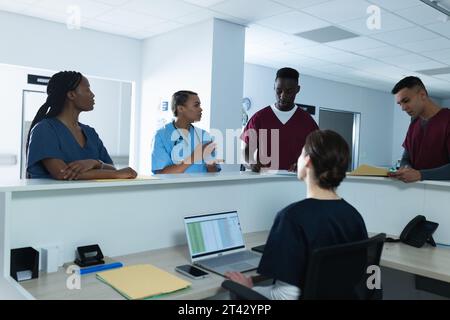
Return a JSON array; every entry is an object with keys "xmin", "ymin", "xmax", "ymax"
[{"xmin": 184, "ymin": 211, "xmax": 262, "ymax": 276}]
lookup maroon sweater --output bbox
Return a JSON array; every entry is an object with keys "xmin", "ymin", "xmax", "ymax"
[
  {"xmin": 242, "ymin": 106, "xmax": 318, "ymax": 170},
  {"xmin": 403, "ymin": 108, "xmax": 450, "ymax": 170}
]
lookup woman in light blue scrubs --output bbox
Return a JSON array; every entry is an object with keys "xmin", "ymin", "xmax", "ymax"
[
  {"xmin": 151, "ymin": 90, "xmax": 221, "ymax": 174},
  {"xmin": 26, "ymin": 71, "xmax": 137, "ymax": 180}
]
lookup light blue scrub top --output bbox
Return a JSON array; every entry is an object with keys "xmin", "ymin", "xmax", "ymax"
[
  {"xmin": 151, "ymin": 122, "xmax": 221, "ymax": 174},
  {"xmin": 27, "ymin": 118, "xmax": 113, "ymax": 179}
]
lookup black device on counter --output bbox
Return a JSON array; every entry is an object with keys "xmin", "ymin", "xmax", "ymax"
[
  {"xmin": 75, "ymin": 244, "xmax": 105, "ymax": 267},
  {"xmin": 175, "ymin": 264, "xmax": 209, "ymax": 279},
  {"xmin": 386, "ymin": 215, "xmax": 439, "ymax": 248}
]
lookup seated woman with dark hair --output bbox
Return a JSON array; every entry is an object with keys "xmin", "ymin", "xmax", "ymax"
[
  {"xmin": 226, "ymin": 130, "xmax": 368, "ymax": 300},
  {"xmin": 27, "ymin": 71, "xmax": 137, "ymax": 180}
]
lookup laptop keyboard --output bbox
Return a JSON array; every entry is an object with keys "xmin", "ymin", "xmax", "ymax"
[{"xmin": 200, "ymin": 251, "xmax": 260, "ymax": 268}]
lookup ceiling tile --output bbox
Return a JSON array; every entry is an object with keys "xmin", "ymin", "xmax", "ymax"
[
  {"xmin": 434, "ymin": 74, "xmax": 450, "ymax": 82},
  {"xmin": 371, "ymin": 27, "xmax": 439, "ymax": 45},
  {"xmin": 210, "ymin": 0, "xmax": 289, "ymax": 22},
  {"xmin": 95, "ymin": 9, "xmax": 167, "ymax": 28},
  {"xmin": 257, "ymin": 11, "xmax": 329, "ymax": 34},
  {"xmin": 400, "ymin": 60, "xmax": 448, "ymax": 72},
  {"xmin": 174, "ymin": 8, "xmax": 216, "ymax": 24},
  {"xmin": 290, "ymin": 44, "xmax": 343, "ymax": 56},
  {"xmin": 296, "ymin": 26, "xmax": 359, "ymax": 43},
  {"xmin": 327, "ymin": 36, "xmax": 386, "ymax": 51},
  {"xmin": 356, "ymin": 46, "xmax": 411, "ymax": 58},
  {"xmin": 175, "ymin": 8, "xmax": 247, "ymax": 25},
  {"xmin": 367, "ymin": 0, "xmax": 419, "ymax": 11},
  {"xmin": 92, "ymin": 0, "xmax": 131, "ymax": 5},
  {"xmin": 395, "ymin": 3, "xmax": 448, "ymax": 25},
  {"xmin": 182, "ymin": 0, "xmax": 225, "ymax": 7},
  {"xmin": 124, "ymin": 0, "xmax": 200, "ymax": 19},
  {"xmin": 271, "ymin": 0, "xmax": 331, "ymax": 10},
  {"xmin": 338, "ymin": 12, "xmax": 414, "ymax": 36},
  {"xmin": 0, "ymin": 0, "xmax": 30, "ymax": 12},
  {"xmin": 376, "ymin": 54, "xmax": 434, "ymax": 66},
  {"xmin": 396, "ymin": 38, "xmax": 450, "ymax": 53},
  {"xmin": 246, "ymin": 24, "xmax": 319, "ymax": 49},
  {"xmin": 425, "ymin": 22, "xmax": 450, "ymax": 38},
  {"xmin": 35, "ymin": 0, "xmax": 114, "ymax": 19},
  {"xmin": 141, "ymin": 21, "xmax": 184, "ymax": 35},
  {"xmin": 83, "ymin": 19, "xmax": 139, "ymax": 36},
  {"xmin": 318, "ymin": 51, "xmax": 368, "ymax": 63},
  {"xmin": 21, "ymin": 6, "xmax": 70, "ymax": 24},
  {"xmin": 421, "ymin": 48, "xmax": 450, "ymax": 64},
  {"xmin": 302, "ymin": 0, "xmax": 371, "ymax": 23}
]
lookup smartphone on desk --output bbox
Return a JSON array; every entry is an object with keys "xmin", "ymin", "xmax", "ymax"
[{"xmin": 175, "ymin": 265, "xmax": 209, "ymax": 280}]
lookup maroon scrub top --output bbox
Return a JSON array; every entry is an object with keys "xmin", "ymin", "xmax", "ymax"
[
  {"xmin": 403, "ymin": 108, "xmax": 450, "ymax": 170},
  {"xmin": 242, "ymin": 106, "xmax": 319, "ymax": 170}
]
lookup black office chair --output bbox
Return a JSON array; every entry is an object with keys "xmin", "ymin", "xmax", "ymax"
[{"xmin": 222, "ymin": 233, "xmax": 386, "ymax": 300}]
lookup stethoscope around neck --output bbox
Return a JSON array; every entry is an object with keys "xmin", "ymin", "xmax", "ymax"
[{"xmin": 173, "ymin": 121, "xmax": 201, "ymax": 147}]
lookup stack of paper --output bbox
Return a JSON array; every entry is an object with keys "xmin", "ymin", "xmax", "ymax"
[
  {"xmin": 348, "ymin": 164, "xmax": 389, "ymax": 177},
  {"xmin": 96, "ymin": 264, "xmax": 191, "ymax": 300}
]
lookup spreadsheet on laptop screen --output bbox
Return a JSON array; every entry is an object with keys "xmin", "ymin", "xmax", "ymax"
[{"xmin": 185, "ymin": 212, "xmax": 245, "ymax": 258}]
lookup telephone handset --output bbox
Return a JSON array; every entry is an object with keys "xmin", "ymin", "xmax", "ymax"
[{"xmin": 386, "ymin": 215, "xmax": 439, "ymax": 248}]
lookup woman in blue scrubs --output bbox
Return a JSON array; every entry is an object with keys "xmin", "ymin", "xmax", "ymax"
[
  {"xmin": 26, "ymin": 71, "xmax": 137, "ymax": 180},
  {"xmin": 151, "ymin": 90, "xmax": 221, "ymax": 174}
]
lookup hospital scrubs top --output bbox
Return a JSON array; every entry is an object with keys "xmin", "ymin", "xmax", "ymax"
[
  {"xmin": 258, "ymin": 199, "xmax": 368, "ymax": 291},
  {"xmin": 151, "ymin": 122, "xmax": 221, "ymax": 174},
  {"xmin": 241, "ymin": 106, "xmax": 318, "ymax": 170},
  {"xmin": 27, "ymin": 118, "xmax": 113, "ymax": 179},
  {"xmin": 403, "ymin": 108, "xmax": 450, "ymax": 170}
]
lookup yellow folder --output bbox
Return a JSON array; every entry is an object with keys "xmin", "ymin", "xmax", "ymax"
[
  {"xmin": 96, "ymin": 264, "xmax": 191, "ymax": 300},
  {"xmin": 348, "ymin": 164, "xmax": 389, "ymax": 177}
]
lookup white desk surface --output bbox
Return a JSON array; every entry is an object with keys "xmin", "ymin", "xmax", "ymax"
[
  {"xmin": 18, "ymin": 231, "xmax": 450, "ymax": 300},
  {"xmin": 19, "ymin": 232, "xmax": 268, "ymax": 300},
  {"xmin": 1, "ymin": 172, "xmax": 449, "ymax": 193}
]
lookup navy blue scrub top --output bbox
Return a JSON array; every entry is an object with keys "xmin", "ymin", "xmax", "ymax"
[
  {"xmin": 257, "ymin": 199, "xmax": 368, "ymax": 290},
  {"xmin": 27, "ymin": 118, "xmax": 113, "ymax": 179}
]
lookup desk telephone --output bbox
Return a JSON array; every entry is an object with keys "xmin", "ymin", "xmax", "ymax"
[{"xmin": 386, "ymin": 215, "xmax": 439, "ymax": 248}]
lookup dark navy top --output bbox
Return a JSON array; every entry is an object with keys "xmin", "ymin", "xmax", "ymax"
[
  {"xmin": 257, "ymin": 199, "xmax": 368, "ymax": 289},
  {"xmin": 27, "ymin": 118, "xmax": 113, "ymax": 179}
]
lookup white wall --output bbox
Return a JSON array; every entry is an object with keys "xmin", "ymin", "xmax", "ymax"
[
  {"xmin": 0, "ymin": 11, "xmax": 142, "ymax": 169},
  {"xmin": 244, "ymin": 63, "xmax": 395, "ymax": 167},
  {"xmin": 139, "ymin": 20, "xmax": 214, "ymax": 174},
  {"xmin": 210, "ymin": 20, "xmax": 245, "ymax": 171}
]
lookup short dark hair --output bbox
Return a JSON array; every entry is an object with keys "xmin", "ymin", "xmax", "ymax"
[
  {"xmin": 275, "ymin": 67, "xmax": 299, "ymax": 82},
  {"xmin": 171, "ymin": 90, "xmax": 198, "ymax": 117},
  {"xmin": 391, "ymin": 76, "xmax": 428, "ymax": 95},
  {"xmin": 304, "ymin": 130, "xmax": 349, "ymax": 190}
]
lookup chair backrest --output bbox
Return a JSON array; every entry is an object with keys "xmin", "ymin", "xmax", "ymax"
[{"xmin": 302, "ymin": 233, "xmax": 386, "ymax": 300}]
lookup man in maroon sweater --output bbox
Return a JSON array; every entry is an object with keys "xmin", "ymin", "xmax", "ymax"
[
  {"xmin": 390, "ymin": 76, "xmax": 450, "ymax": 183},
  {"xmin": 241, "ymin": 68, "xmax": 318, "ymax": 172}
]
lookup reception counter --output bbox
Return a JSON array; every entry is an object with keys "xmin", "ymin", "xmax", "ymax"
[{"xmin": 0, "ymin": 172, "xmax": 449, "ymax": 299}]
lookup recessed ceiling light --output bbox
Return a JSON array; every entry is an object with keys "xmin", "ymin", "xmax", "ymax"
[{"xmin": 295, "ymin": 26, "xmax": 359, "ymax": 43}]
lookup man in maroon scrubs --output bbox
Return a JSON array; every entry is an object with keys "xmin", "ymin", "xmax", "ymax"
[
  {"xmin": 241, "ymin": 68, "xmax": 318, "ymax": 172},
  {"xmin": 390, "ymin": 76, "xmax": 450, "ymax": 183}
]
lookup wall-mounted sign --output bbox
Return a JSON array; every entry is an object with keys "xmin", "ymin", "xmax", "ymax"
[
  {"xmin": 161, "ymin": 101, "xmax": 169, "ymax": 112},
  {"xmin": 27, "ymin": 74, "xmax": 51, "ymax": 86}
]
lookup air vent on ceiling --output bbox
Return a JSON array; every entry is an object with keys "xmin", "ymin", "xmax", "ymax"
[
  {"xmin": 417, "ymin": 67, "xmax": 450, "ymax": 76},
  {"xmin": 295, "ymin": 26, "xmax": 359, "ymax": 43}
]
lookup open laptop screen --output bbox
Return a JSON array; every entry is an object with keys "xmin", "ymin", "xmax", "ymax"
[{"xmin": 184, "ymin": 211, "xmax": 245, "ymax": 259}]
